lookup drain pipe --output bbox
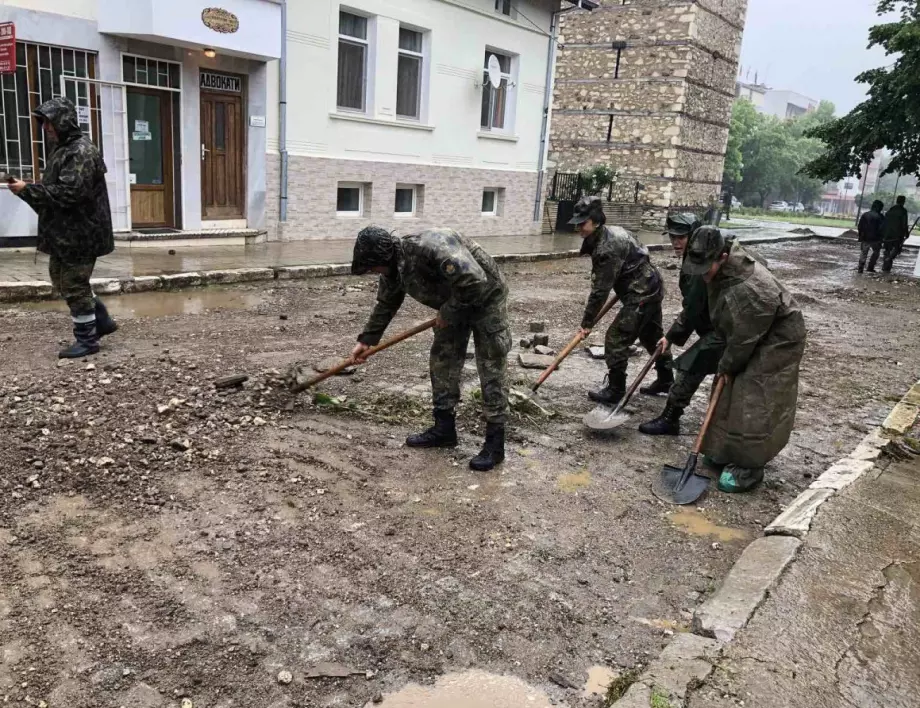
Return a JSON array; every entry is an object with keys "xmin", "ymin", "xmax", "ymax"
[
  {"xmin": 279, "ymin": 0, "xmax": 289, "ymax": 224},
  {"xmin": 532, "ymin": 8, "xmax": 558, "ymax": 223}
]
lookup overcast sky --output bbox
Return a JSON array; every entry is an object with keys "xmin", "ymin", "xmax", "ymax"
[{"xmin": 738, "ymin": 0, "xmax": 894, "ymax": 114}]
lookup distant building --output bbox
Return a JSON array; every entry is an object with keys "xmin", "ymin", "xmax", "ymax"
[
  {"xmin": 760, "ymin": 89, "xmax": 819, "ymax": 120},
  {"xmin": 735, "ymin": 80, "xmax": 767, "ymax": 109},
  {"xmin": 818, "ymin": 150, "xmax": 884, "ymax": 217}
]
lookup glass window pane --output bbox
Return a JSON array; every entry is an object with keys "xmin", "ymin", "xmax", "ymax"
[
  {"xmin": 122, "ymin": 55, "xmax": 136, "ymax": 84},
  {"xmin": 396, "ymin": 54, "xmax": 421, "ymax": 118},
  {"xmin": 399, "ymin": 28, "xmax": 422, "ymax": 53},
  {"xmin": 15, "ymin": 66, "xmax": 29, "ymax": 117},
  {"xmin": 38, "ymin": 45, "xmax": 50, "ymax": 71},
  {"xmin": 498, "ymin": 54, "xmax": 511, "ymax": 73},
  {"xmin": 63, "ymin": 50, "xmax": 74, "ymax": 76},
  {"xmin": 337, "ymin": 41, "xmax": 365, "ymax": 110},
  {"xmin": 395, "ymin": 188, "xmax": 414, "ymax": 213},
  {"xmin": 169, "ymin": 63, "xmax": 181, "ymax": 88},
  {"xmin": 127, "ymin": 91, "xmax": 163, "ymax": 185},
  {"xmin": 491, "ymin": 81, "xmax": 507, "ymax": 129},
  {"xmin": 482, "ymin": 190, "xmax": 495, "ymax": 213},
  {"xmin": 51, "ymin": 48, "xmax": 63, "ymax": 96},
  {"xmin": 215, "ymin": 101, "xmax": 226, "ymax": 150},
  {"xmin": 39, "ymin": 68, "xmax": 52, "ymax": 103},
  {"xmin": 15, "ymin": 42, "xmax": 25, "ymax": 67},
  {"xmin": 75, "ymin": 52, "xmax": 87, "ymax": 79},
  {"xmin": 136, "ymin": 58, "xmax": 147, "ymax": 85},
  {"xmin": 480, "ymin": 80, "xmax": 491, "ymax": 128},
  {"xmin": 339, "ymin": 12, "xmax": 367, "ymax": 40},
  {"xmin": 337, "ymin": 187, "xmax": 361, "ymax": 212}
]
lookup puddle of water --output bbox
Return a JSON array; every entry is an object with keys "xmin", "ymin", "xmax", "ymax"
[
  {"xmin": 670, "ymin": 509, "xmax": 748, "ymax": 543},
  {"xmin": 369, "ymin": 670, "xmax": 554, "ymax": 708},
  {"xmin": 14, "ymin": 288, "xmax": 262, "ymax": 319},
  {"xmin": 557, "ymin": 469, "xmax": 591, "ymax": 493},
  {"xmin": 583, "ymin": 665, "xmax": 618, "ymax": 697}
]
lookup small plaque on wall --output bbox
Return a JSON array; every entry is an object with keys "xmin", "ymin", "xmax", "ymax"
[{"xmin": 250, "ymin": 115, "xmax": 266, "ymax": 127}]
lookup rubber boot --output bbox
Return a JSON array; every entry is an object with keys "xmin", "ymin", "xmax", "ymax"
[
  {"xmin": 639, "ymin": 365, "xmax": 674, "ymax": 396},
  {"xmin": 59, "ymin": 320, "xmax": 100, "ymax": 359},
  {"xmin": 717, "ymin": 465, "xmax": 765, "ymax": 494},
  {"xmin": 589, "ymin": 370, "xmax": 626, "ymax": 405},
  {"xmin": 95, "ymin": 298, "xmax": 118, "ymax": 337},
  {"xmin": 406, "ymin": 410, "xmax": 458, "ymax": 448},
  {"xmin": 469, "ymin": 423, "xmax": 505, "ymax": 471},
  {"xmin": 638, "ymin": 403, "xmax": 683, "ymax": 436}
]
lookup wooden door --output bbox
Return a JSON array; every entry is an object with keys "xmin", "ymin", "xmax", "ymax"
[
  {"xmin": 201, "ymin": 92, "xmax": 244, "ymax": 220},
  {"xmin": 127, "ymin": 88, "xmax": 174, "ymax": 228}
]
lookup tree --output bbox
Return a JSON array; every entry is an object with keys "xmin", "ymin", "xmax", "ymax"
[
  {"xmin": 723, "ymin": 100, "xmax": 759, "ymax": 186},
  {"xmin": 802, "ymin": 1, "xmax": 920, "ymax": 181}
]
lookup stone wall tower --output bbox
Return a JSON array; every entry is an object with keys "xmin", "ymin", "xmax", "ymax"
[{"xmin": 549, "ymin": 0, "xmax": 748, "ymax": 227}]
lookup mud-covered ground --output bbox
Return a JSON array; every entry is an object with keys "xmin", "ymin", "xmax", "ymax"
[{"xmin": 0, "ymin": 239, "xmax": 918, "ymax": 708}]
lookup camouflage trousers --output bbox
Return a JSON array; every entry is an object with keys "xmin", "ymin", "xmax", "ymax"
[
  {"xmin": 430, "ymin": 298, "xmax": 511, "ymax": 424},
  {"xmin": 605, "ymin": 298, "xmax": 673, "ymax": 378},
  {"xmin": 668, "ymin": 334, "xmax": 723, "ymax": 409},
  {"xmin": 49, "ymin": 255, "xmax": 96, "ymax": 320}
]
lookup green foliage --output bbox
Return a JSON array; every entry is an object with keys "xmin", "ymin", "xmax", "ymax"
[
  {"xmin": 802, "ymin": 1, "xmax": 920, "ymax": 181},
  {"xmin": 604, "ymin": 669, "xmax": 641, "ymax": 706},
  {"xmin": 579, "ymin": 164, "xmax": 618, "ymax": 196},
  {"xmin": 861, "ymin": 190, "xmax": 920, "ymax": 214},
  {"xmin": 650, "ymin": 688, "xmax": 672, "ymax": 708},
  {"xmin": 723, "ymin": 100, "xmax": 759, "ymax": 185}
]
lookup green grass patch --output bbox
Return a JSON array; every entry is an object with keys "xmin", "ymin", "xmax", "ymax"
[
  {"xmin": 733, "ymin": 209, "xmax": 855, "ymax": 229},
  {"xmin": 650, "ymin": 688, "xmax": 671, "ymax": 708},
  {"xmin": 604, "ymin": 669, "xmax": 641, "ymax": 706}
]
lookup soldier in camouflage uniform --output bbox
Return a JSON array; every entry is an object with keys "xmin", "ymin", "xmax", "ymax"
[
  {"xmin": 350, "ymin": 226, "xmax": 511, "ymax": 471},
  {"xmin": 10, "ymin": 97, "xmax": 117, "ymax": 358},
  {"xmin": 640, "ymin": 215, "xmax": 726, "ymax": 436},
  {"xmin": 568, "ymin": 196, "xmax": 673, "ymax": 404}
]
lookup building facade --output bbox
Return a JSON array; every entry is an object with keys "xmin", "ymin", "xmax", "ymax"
[
  {"xmin": 0, "ymin": 0, "xmax": 560, "ymax": 243},
  {"xmin": 549, "ymin": 0, "xmax": 748, "ymax": 228},
  {"xmin": 760, "ymin": 88, "xmax": 818, "ymax": 120}
]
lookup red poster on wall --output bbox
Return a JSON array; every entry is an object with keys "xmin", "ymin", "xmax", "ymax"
[{"xmin": 0, "ymin": 23, "xmax": 15, "ymax": 75}]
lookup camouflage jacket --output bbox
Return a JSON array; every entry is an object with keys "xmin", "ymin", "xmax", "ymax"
[
  {"xmin": 359, "ymin": 229, "xmax": 508, "ymax": 345},
  {"xmin": 581, "ymin": 225, "xmax": 661, "ymax": 329},
  {"xmin": 16, "ymin": 97, "xmax": 114, "ymax": 263}
]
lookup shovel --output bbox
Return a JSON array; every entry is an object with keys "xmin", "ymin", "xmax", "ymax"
[
  {"xmin": 531, "ymin": 295, "xmax": 619, "ymax": 393},
  {"xmin": 655, "ymin": 375, "xmax": 726, "ymax": 505},
  {"xmin": 582, "ymin": 343, "xmax": 665, "ymax": 430},
  {"xmin": 291, "ymin": 318, "xmax": 437, "ymax": 394}
]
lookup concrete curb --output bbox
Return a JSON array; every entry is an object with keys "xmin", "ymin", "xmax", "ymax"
[
  {"xmin": 0, "ymin": 250, "xmax": 590, "ymax": 304},
  {"xmin": 610, "ymin": 378, "xmax": 920, "ymax": 707}
]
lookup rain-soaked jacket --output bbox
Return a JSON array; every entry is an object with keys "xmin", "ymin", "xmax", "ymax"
[
  {"xmin": 882, "ymin": 203, "xmax": 909, "ymax": 244},
  {"xmin": 358, "ymin": 228, "xmax": 508, "ymax": 346},
  {"xmin": 703, "ymin": 241, "xmax": 806, "ymax": 469},
  {"xmin": 581, "ymin": 225, "xmax": 661, "ymax": 329},
  {"xmin": 16, "ymin": 97, "xmax": 114, "ymax": 263}
]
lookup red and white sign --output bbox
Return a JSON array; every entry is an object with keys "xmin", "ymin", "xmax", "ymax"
[{"xmin": 0, "ymin": 23, "xmax": 15, "ymax": 75}]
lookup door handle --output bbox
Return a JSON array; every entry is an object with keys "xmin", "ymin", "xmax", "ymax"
[{"xmin": 201, "ymin": 144, "xmax": 210, "ymax": 161}]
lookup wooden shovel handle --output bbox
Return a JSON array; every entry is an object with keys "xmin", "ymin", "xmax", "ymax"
[
  {"xmin": 531, "ymin": 295, "xmax": 620, "ymax": 392},
  {"xmin": 692, "ymin": 375, "xmax": 726, "ymax": 454},
  {"xmin": 292, "ymin": 318, "xmax": 437, "ymax": 393},
  {"xmin": 618, "ymin": 344, "xmax": 663, "ymax": 411}
]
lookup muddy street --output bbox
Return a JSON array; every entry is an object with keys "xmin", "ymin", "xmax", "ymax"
[{"xmin": 1, "ymin": 239, "xmax": 918, "ymax": 708}]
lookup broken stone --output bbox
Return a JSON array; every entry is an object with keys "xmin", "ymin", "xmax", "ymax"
[
  {"xmin": 518, "ymin": 353, "xmax": 556, "ymax": 370},
  {"xmin": 529, "ymin": 321, "xmax": 546, "ymax": 333},
  {"xmin": 214, "ymin": 374, "xmax": 248, "ymax": 390},
  {"xmin": 170, "ymin": 439, "xmax": 191, "ymax": 452},
  {"xmin": 277, "ymin": 670, "xmax": 293, "ymax": 685},
  {"xmin": 532, "ymin": 334, "xmax": 550, "ymax": 347},
  {"xmin": 519, "ymin": 338, "xmax": 532, "ymax": 349},
  {"xmin": 588, "ymin": 346, "xmax": 606, "ymax": 360},
  {"xmin": 306, "ymin": 662, "xmax": 361, "ymax": 679},
  {"xmin": 533, "ymin": 345, "xmax": 556, "ymax": 357}
]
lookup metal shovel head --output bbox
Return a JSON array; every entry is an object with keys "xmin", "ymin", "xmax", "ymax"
[
  {"xmin": 654, "ymin": 454, "xmax": 710, "ymax": 505},
  {"xmin": 582, "ymin": 404, "xmax": 631, "ymax": 430}
]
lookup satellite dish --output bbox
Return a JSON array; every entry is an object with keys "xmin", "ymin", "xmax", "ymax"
[{"xmin": 487, "ymin": 54, "xmax": 502, "ymax": 89}]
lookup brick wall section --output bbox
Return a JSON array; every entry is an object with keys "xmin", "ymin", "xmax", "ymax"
[
  {"xmin": 550, "ymin": 0, "xmax": 748, "ymax": 227},
  {"xmin": 263, "ymin": 155, "xmax": 542, "ymax": 241}
]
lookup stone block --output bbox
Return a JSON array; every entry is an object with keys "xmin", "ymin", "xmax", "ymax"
[
  {"xmin": 693, "ymin": 536, "xmax": 801, "ymax": 642},
  {"xmin": 904, "ymin": 383, "xmax": 920, "ymax": 406},
  {"xmin": 121, "ymin": 276, "xmax": 162, "ymax": 293},
  {"xmin": 529, "ymin": 321, "xmax": 546, "ymax": 333},
  {"xmin": 849, "ymin": 428, "xmax": 888, "ymax": 461},
  {"xmin": 883, "ymin": 402, "xmax": 919, "ymax": 436},
  {"xmin": 765, "ymin": 488, "xmax": 834, "ymax": 538},
  {"xmin": 534, "ymin": 345, "xmax": 556, "ymax": 356},
  {"xmin": 532, "ymin": 334, "xmax": 550, "ymax": 347},
  {"xmin": 809, "ymin": 458, "xmax": 875, "ymax": 492},
  {"xmin": 161, "ymin": 272, "xmax": 202, "ymax": 289},
  {"xmin": 200, "ymin": 268, "xmax": 274, "ymax": 284},
  {"xmin": 90, "ymin": 277, "xmax": 122, "ymax": 295},
  {"xmin": 518, "ymin": 353, "xmax": 556, "ymax": 370},
  {"xmin": 0, "ymin": 281, "xmax": 53, "ymax": 302},
  {"xmin": 588, "ymin": 346, "xmax": 606, "ymax": 360}
]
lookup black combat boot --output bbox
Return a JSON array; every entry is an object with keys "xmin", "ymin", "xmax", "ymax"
[
  {"xmin": 638, "ymin": 403, "xmax": 683, "ymax": 436},
  {"xmin": 639, "ymin": 368, "xmax": 674, "ymax": 396},
  {"xmin": 95, "ymin": 298, "xmax": 118, "ymax": 337},
  {"xmin": 59, "ymin": 320, "xmax": 100, "ymax": 359},
  {"xmin": 406, "ymin": 410, "xmax": 458, "ymax": 448},
  {"xmin": 469, "ymin": 423, "xmax": 505, "ymax": 471},
  {"xmin": 589, "ymin": 370, "xmax": 626, "ymax": 405}
]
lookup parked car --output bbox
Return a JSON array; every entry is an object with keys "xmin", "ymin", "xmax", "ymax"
[
  {"xmin": 790, "ymin": 202, "xmax": 806, "ymax": 213},
  {"xmin": 769, "ymin": 201, "xmax": 791, "ymax": 212},
  {"xmin": 731, "ymin": 196, "xmax": 742, "ymax": 209}
]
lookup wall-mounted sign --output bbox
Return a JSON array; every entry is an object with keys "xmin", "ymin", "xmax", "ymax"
[
  {"xmin": 202, "ymin": 7, "xmax": 239, "ymax": 34},
  {"xmin": 200, "ymin": 71, "xmax": 241, "ymax": 93},
  {"xmin": 0, "ymin": 22, "xmax": 15, "ymax": 75},
  {"xmin": 76, "ymin": 105, "xmax": 91, "ymax": 125},
  {"xmin": 249, "ymin": 115, "xmax": 265, "ymax": 128}
]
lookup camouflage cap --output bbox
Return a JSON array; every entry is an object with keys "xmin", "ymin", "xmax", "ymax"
[
  {"xmin": 568, "ymin": 195, "xmax": 603, "ymax": 225},
  {"xmin": 351, "ymin": 226, "xmax": 398, "ymax": 275},
  {"xmin": 665, "ymin": 212, "xmax": 702, "ymax": 237},
  {"xmin": 682, "ymin": 226, "xmax": 727, "ymax": 275}
]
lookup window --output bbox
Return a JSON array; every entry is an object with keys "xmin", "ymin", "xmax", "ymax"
[
  {"xmin": 122, "ymin": 54, "xmax": 181, "ymax": 90},
  {"xmin": 337, "ymin": 182, "xmax": 364, "ymax": 216},
  {"xmin": 480, "ymin": 51, "xmax": 512, "ymax": 132},
  {"xmin": 495, "ymin": 0, "xmax": 513, "ymax": 16},
  {"xmin": 482, "ymin": 189, "xmax": 497, "ymax": 216},
  {"xmin": 0, "ymin": 42, "xmax": 100, "ymax": 182},
  {"xmin": 337, "ymin": 11, "xmax": 368, "ymax": 111},
  {"xmin": 396, "ymin": 27, "xmax": 423, "ymax": 119},
  {"xmin": 394, "ymin": 184, "xmax": 417, "ymax": 216}
]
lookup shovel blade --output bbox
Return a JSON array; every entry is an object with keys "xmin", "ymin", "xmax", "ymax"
[
  {"xmin": 583, "ymin": 404, "xmax": 630, "ymax": 430},
  {"xmin": 656, "ymin": 456, "xmax": 710, "ymax": 505}
]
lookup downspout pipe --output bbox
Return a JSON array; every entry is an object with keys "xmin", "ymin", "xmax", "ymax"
[
  {"xmin": 533, "ymin": 8, "xmax": 558, "ymax": 222},
  {"xmin": 279, "ymin": 0, "xmax": 289, "ymax": 224}
]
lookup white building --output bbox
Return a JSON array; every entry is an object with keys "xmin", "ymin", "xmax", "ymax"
[
  {"xmin": 760, "ymin": 89, "xmax": 818, "ymax": 120},
  {"xmin": 0, "ymin": 0, "xmax": 564, "ymax": 245},
  {"xmin": 735, "ymin": 79, "xmax": 767, "ymax": 109}
]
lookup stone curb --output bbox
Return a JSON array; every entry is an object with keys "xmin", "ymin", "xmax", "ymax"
[
  {"xmin": 611, "ymin": 379, "xmax": 920, "ymax": 707},
  {"xmin": 0, "ymin": 250, "xmax": 591, "ymax": 304}
]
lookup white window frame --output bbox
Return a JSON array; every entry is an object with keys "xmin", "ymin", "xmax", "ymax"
[
  {"xmin": 481, "ymin": 188, "xmax": 498, "ymax": 216},
  {"xmin": 337, "ymin": 10, "xmax": 370, "ymax": 113},
  {"xmin": 396, "ymin": 25, "xmax": 424, "ymax": 120},
  {"xmin": 336, "ymin": 182, "xmax": 365, "ymax": 217},
  {"xmin": 481, "ymin": 49, "xmax": 516, "ymax": 134},
  {"xmin": 394, "ymin": 184, "xmax": 417, "ymax": 217}
]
